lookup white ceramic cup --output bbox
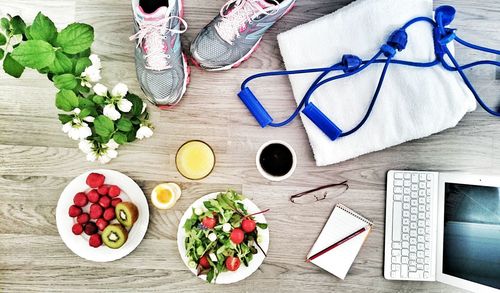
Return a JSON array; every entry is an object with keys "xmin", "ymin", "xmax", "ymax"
[{"xmin": 255, "ymin": 140, "xmax": 297, "ymax": 181}]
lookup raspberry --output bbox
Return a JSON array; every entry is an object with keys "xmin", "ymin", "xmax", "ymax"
[
  {"xmin": 89, "ymin": 234, "xmax": 102, "ymax": 248},
  {"xmin": 108, "ymin": 185, "xmax": 121, "ymax": 198},
  {"xmin": 68, "ymin": 205, "xmax": 82, "ymax": 217},
  {"xmin": 103, "ymin": 207, "xmax": 115, "ymax": 221},
  {"xmin": 77, "ymin": 213, "xmax": 90, "ymax": 224},
  {"xmin": 84, "ymin": 222, "xmax": 98, "ymax": 235},
  {"xmin": 87, "ymin": 190, "xmax": 100, "ymax": 203},
  {"xmin": 99, "ymin": 195, "xmax": 111, "ymax": 208},
  {"xmin": 97, "ymin": 185, "xmax": 109, "ymax": 195},
  {"xmin": 111, "ymin": 198, "xmax": 122, "ymax": 207},
  {"xmin": 86, "ymin": 173, "xmax": 105, "ymax": 188},
  {"xmin": 89, "ymin": 203, "xmax": 103, "ymax": 219},
  {"xmin": 96, "ymin": 218, "xmax": 109, "ymax": 231},
  {"xmin": 73, "ymin": 192, "xmax": 88, "ymax": 207},
  {"xmin": 72, "ymin": 223, "xmax": 83, "ymax": 235}
]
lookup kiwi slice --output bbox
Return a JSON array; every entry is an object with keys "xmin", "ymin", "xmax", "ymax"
[
  {"xmin": 115, "ymin": 202, "xmax": 139, "ymax": 228},
  {"xmin": 102, "ymin": 224, "xmax": 128, "ymax": 249}
]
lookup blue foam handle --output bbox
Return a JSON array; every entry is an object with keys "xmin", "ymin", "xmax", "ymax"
[
  {"xmin": 238, "ymin": 87, "xmax": 273, "ymax": 128},
  {"xmin": 302, "ymin": 103, "xmax": 343, "ymax": 141}
]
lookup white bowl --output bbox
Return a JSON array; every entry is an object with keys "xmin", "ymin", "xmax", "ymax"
[
  {"xmin": 56, "ymin": 169, "xmax": 149, "ymax": 262},
  {"xmin": 255, "ymin": 140, "xmax": 297, "ymax": 181}
]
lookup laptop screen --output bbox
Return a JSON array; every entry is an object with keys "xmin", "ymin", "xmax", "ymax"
[{"xmin": 443, "ymin": 183, "xmax": 500, "ymax": 289}]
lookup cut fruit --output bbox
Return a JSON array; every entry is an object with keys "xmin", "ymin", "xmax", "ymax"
[
  {"xmin": 151, "ymin": 183, "xmax": 180, "ymax": 210},
  {"xmin": 102, "ymin": 224, "xmax": 128, "ymax": 249},
  {"xmin": 115, "ymin": 202, "xmax": 139, "ymax": 228}
]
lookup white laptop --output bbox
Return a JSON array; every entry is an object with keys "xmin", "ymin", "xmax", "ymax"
[{"xmin": 384, "ymin": 170, "xmax": 500, "ymax": 293}]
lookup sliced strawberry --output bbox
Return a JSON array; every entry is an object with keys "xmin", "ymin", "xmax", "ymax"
[{"xmin": 95, "ymin": 218, "xmax": 109, "ymax": 231}]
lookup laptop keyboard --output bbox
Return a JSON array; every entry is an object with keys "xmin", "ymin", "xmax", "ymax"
[{"xmin": 385, "ymin": 171, "xmax": 436, "ymax": 281}]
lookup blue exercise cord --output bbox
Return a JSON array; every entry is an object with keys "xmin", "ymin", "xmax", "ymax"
[{"xmin": 238, "ymin": 6, "xmax": 500, "ymax": 140}]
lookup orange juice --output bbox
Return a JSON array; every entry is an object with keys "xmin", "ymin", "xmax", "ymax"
[{"xmin": 176, "ymin": 140, "xmax": 215, "ymax": 180}]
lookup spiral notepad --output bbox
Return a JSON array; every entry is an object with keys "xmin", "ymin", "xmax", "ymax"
[{"xmin": 307, "ymin": 203, "xmax": 373, "ymax": 279}]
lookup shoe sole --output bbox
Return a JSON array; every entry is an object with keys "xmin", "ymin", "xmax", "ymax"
[{"xmin": 191, "ymin": 2, "xmax": 296, "ymax": 71}]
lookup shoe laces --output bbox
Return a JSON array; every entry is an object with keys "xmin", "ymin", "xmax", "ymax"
[
  {"xmin": 130, "ymin": 16, "xmax": 187, "ymax": 71},
  {"xmin": 216, "ymin": 0, "xmax": 279, "ymax": 44}
]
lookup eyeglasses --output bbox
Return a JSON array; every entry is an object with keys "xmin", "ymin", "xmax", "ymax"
[{"xmin": 289, "ymin": 181, "xmax": 349, "ymax": 204}]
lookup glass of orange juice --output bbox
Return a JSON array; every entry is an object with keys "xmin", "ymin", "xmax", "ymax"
[{"xmin": 175, "ymin": 140, "xmax": 215, "ymax": 180}]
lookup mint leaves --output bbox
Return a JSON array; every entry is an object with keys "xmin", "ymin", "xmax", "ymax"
[
  {"xmin": 11, "ymin": 40, "xmax": 55, "ymax": 69},
  {"xmin": 55, "ymin": 89, "xmax": 78, "ymax": 111},
  {"xmin": 3, "ymin": 53, "xmax": 25, "ymax": 78},
  {"xmin": 30, "ymin": 12, "xmax": 57, "ymax": 43},
  {"xmin": 57, "ymin": 23, "xmax": 94, "ymax": 54},
  {"xmin": 94, "ymin": 115, "xmax": 115, "ymax": 138}
]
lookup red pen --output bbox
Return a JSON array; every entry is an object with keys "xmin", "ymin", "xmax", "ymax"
[{"xmin": 306, "ymin": 225, "xmax": 371, "ymax": 262}]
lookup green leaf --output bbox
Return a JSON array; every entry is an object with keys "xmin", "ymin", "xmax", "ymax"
[
  {"xmin": 24, "ymin": 25, "xmax": 32, "ymax": 40},
  {"xmin": 92, "ymin": 95, "xmax": 105, "ymax": 105},
  {"xmin": 10, "ymin": 16, "xmax": 26, "ymax": 35},
  {"xmin": 79, "ymin": 108, "xmax": 91, "ymax": 118},
  {"xmin": 126, "ymin": 93, "xmax": 144, "ymax": 116},
  {"xmin": 74, "ymin": 57, "xmax": 91, "ymax": 75},
  {"xmin": 256, "ymin": 223, "xmax": 268, "ymax": 229},
  {"xmin": 207, "ymin": 269, "xmax": 215, "ymax": 283},
  {"xmin": 0, "ymin": 48, "xmax": 3, "ymax": 60},
  {"xmin": 116, "ymin": 118, "xmax": 132, "ymax": 132},
  {"xmin": 113, "ymin": 132, "xmax": 127, "ymax": 144},
  {"xmin": 55, "ymin": 89, "xmax": 79, "ymax": 111},
  {"xmin": 93, "ymin": 115, "xmax": 114, "ymax": 138},
  {"xmin": 126, "ymin": 127, "xmax": 137, "ymax": 142},
  {"xmin": 0, "ymin": 18, "xmax": 9, "ymax": 32},
  {"xmin": 30, "ymin": 12, "xmax": 57, "ymax": 43},
  {"xmin": 0, "ymin": 33, "xmax": 6, "ymax": 46},
  {"xmin": 78, "ymin": 97, "xmax": 95, "ymax": 108},
  {"xmin": 58, "ymin": 114, "xmax": 73, "ymax": 124},
  {"xmin": 11, "ymin": 40, "xmax": 55, "ymax": 69},
  {"xmin": 2, "ymin": 53, "xmax": 25, "ymax": 78},
  {"xmin": 78, "ymin": 48, "xmax": 91, "ymax": 58},
  {"xmin": 56, "ymin": 23, "xmax": 94, "ymax": 54},
  {"xmin": 53, "ymin": 73, "xmax": 77, "ymax": 90},
  {"xmin": 48, "ymin": 51, "xmax": 73, "ymax": 74}
]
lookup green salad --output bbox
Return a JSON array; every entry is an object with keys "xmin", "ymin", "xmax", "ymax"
[{"xmin": 183, "ymin": 190, "xmax": 268, "ymax": 283}]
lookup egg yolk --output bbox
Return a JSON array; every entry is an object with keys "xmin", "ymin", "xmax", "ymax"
[{"xmin": 155, "ymin": 187, "xmax": 173, "ymax": 204}]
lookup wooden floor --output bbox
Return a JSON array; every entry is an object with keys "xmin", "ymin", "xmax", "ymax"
[{"xmin": 1, "ymin": 0, "xmax": 499, "ymax": 292}]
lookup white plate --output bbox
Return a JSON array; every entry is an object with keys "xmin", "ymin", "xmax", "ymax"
[
  {"xmin": 177, "ymin": 192, "xmax": 269, "ymax": 284},
  {"xmin": 56, "ymin": 169, "xmax": 149, "ymax": 262}
]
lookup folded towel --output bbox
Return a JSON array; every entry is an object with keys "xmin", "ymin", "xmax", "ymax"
[{"xmin": 277, "ymin": 0, "xmax": 476, "ymax": 166}]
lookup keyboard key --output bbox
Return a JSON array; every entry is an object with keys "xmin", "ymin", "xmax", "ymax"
[
  {"xmin": 404, "ymin": 187, "xmax": 410, "ymax": 194},
  {"xmin": 411, "ymin": 207, "xmax": 418, "ymax": 214},
  {"xmin": 402, "ymin": 241, "xmax": 409, "ymax": 249},
  {"xmin": 424, "ymin": 272, "xmax": 430, "ymax": 279},
  {"xmin": 409, "ymin": 271, "xmax": 423, "ymax": 279},
  {"xmin": 391, "ymin": 271, "xmax": 398, "ymax": 278},
  {"xmin": 425, "ymin": 257, "xmax": 431, "ymax": 264},
  {"xmin": 395, "ymin": 172, "xmax": 403, "ymax": 179},
  {"xmin": 419, "ymin": 205, "xmax": 425, "ymax": 212},
  {"xmin": 404, "ymin": 203, "xmax": 410, "ymax": 210},
  {"xmin": 419, "ymin": 197, "xmax": 425, "ymax": 204},
  {"xmin": 402, "ymin": 249, "xmax": 409, "ymax": 256},
  {"xmin": 425, "ymin": 264, "xmax": 430, "ymax": 272},
  {"xmin": 417, "ymin": 258, "xmax": 424, "ymax": 265},
  {"xmin": 403, "ymin": 218, "xmax": 409, "ymax": 225},
  {"xmin": 417, "ymin": 263, "xmax": 424, "ymax": 270},
  {"xmin": 427, "ymin": 181, "xmax": 432, "ymax": 188},
  {"xmin": 404, "ymin": 195, "xmax": 411, "ymax": 202},
  {"xmin": 403, "ymin": 226, "xmax": 409, "ymax": 233},
  {"xmin": 404, "ymin": 173, "xmax": 411, "ymax": 179},
  {"xmin": 417, "ymin": 251, "xmax": 424, "ymax": 258},
  {"xmin": 404, "ymin": 181, "xmax": 411, "ymax": 188},
  {"xmin": 392, "ymin": 249, "xmax": 401, "ymax": 256},
  {"xmin": 392, "ymin": 256, "xmax": 401, "ymax": 264},
  {"xmin": 418, "ymin": 213, "xmax": 425, "ymax": 220},
  {"xmin": 419, "ymin": 190, "xmax": 426, "ymax": 197},
  {"xmin": 402, "ymin": 256, "xmax": 409, "ymax": 263},
  {"xmin": 393, "ymin": 242, "xmax": 401, "ymax": 249},
  {"xmin": 410, "ymin": 230, "xmax": 417, "ymax": 237},
  {"xmin": 419, "ymin": 182, "xmax": 426, "ymax": 189},
  {"xmin": 409, "ymin": 265, "xmax": 417, "ymax": 272},
  {"xmin": 418, "ymin": 236, "xmax": 424, "ymax": 243},
  {"xmin": 425, "ymin": 250, "xmax": 430, "ymax": 257},
  {"xmin": 394, "ymin": 186, "xmax": 403, "ymax": 194},
  {"xmin": 411, "ymin": 184, "xmax": 418, "ymax": 191},
  {"xmin": 412, "ymin": 174, "xmax": 418, "ymax": 183},
  {"xmin": 392, "ymin": 264, "xmax": 400, "ymax": 272},
  {"xmin": 402, "ymin": 233, "xmax": 409, "ymax": 241},
  {"xmin": 394, "ymin": 179, "xmax": 403, "ymax": 186},
  {"xmin": 427, "ymin": 173, "xmax": 433, "ymax": 180},
  {"xmin": 394, "ymin": 193, "xmax": 402, "ymax": 201},
  {"xmin": 401, "ymin": 264, "xmax": 409, "ymax": 278},
  {"xmin": 403, "ymin": 210, "xmax": 410, "ymax": 218},
  {"xmin": 419, "ymin": 174, "xmax": 426, "ymax": 181},
  {"xmin": 418, "ymin": 228, "xmax": 424, "ymax": 235},
  {"xmin": 392, "ymin": 201, "xmax": 402, "ymax": 242}
]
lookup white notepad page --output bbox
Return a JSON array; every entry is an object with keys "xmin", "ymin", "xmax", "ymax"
[{"xmin": 307, "ymin": 204, "xmax": 373, "ymax": 279}]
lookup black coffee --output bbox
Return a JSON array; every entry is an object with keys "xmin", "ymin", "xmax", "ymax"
[{"xmin": 259, "ymin": 143, "xmax": 293, "ymax": 177}]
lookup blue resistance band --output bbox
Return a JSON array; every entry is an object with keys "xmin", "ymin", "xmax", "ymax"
[{"xmin": 238, "ymin": 5, "xmax": 500, "ymax": 141}]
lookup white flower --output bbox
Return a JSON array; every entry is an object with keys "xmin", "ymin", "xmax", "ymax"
[
  {"xmin": 83, "ymin": 116, "xmax": 95, "ymax": 123},
  {"xmin": 86, "ymin": 152, "xmax": 97, "ymax": 162},
  {"xmin": 72, "ymin": 108, "xmax": 81, "ymax": 115},
  {"xmin": 62, "ymin": 121, "xmax": 91, "ymax": 140},
  {"xmin": 111, "ymin": 83, "xmax": 128, "ymax": 98},
  {"xmin": 93, "ymin": 83, "xmax": 108, "ymax": 96},
  {"xmin": 141, "ymin": 102, "xmax": 147, "ymax": 114},
  {"xmin": 106, "ymin": 139, "xmax": 119, "ymax": 150},
  {"xmin": 98, "ymin": 148, "xmax": 117, "ymax": 164},
  {"xmin": 222, "ymin": 223, "xmax": 232, "ymax": 233},
  {"xmin": 79, "ymin": 140, "xmax": 94, "ymax": 154},
  {"xmin": 136, "ymin": 124, "xmax": 153, "ymax": 140},
  {"xmin": 117, "ymin": 98, "xmax": 132, "ymax": 113},
  {"xmin": 89, "ymin": 54, "xmax": 102, "ymax": 69},
  {"xmin": 208, "ymin": 233, "xmax": 217, "ymax": 242},
  {"xmin": 82, "ymin": 65, "xmax": 101, "ymax": 83},
  {"xmin": 103, "ymin": 104, "xmax": 121, "ymax": 121}
]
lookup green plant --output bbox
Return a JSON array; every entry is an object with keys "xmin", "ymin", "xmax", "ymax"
[{"xmin": 0, "ymin": 12, "xmax": 153, "ymax": 163}]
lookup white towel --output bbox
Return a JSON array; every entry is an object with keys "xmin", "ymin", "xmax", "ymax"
[{"xmin": 277, "ymin": 0, "xmax": 476, "ymax": 166}]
